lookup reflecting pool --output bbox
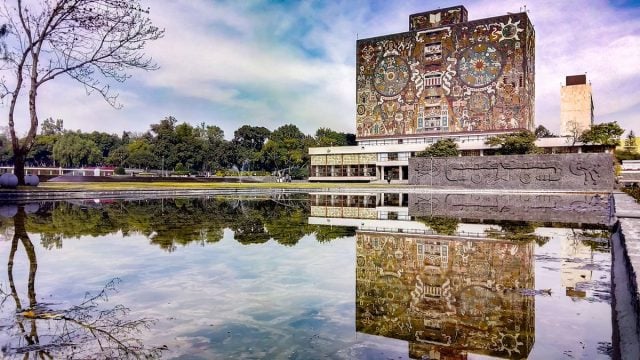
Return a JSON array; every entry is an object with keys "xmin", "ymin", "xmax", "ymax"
[{"xmin": 0, "ymin": 193, "xmax": 613, "ymax": 359}]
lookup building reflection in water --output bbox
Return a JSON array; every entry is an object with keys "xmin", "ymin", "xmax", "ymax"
[
  {"xmin": 309, "ymin": 191, "xmax": 611, "ymax": 359},
  {"xmin": 356, "ymin": 231, "xmax": 534, "ymax": 359}
]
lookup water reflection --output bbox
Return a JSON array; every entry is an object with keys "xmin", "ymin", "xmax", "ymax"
[
  {"xmin": 1, "ymin": 206, "xmax": 162, "ymax": 358},
  {"xmin": 0, "ymin": 196, "xmax": 355, "ymax": 251},
  {"xmin": 356, "ymin": 231, "xmax": 535, "ymax": 359},
  {"xmin": 0, "ymin": 193, "xmax": 613, "ymax": 359}
]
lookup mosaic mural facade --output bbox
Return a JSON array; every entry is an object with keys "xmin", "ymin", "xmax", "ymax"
[
  {"xmin": 409, "ymin": 153, "xmax": 615, "ymax": 191},
  {"xmin": 356, "ymin": 231, "xmax": 535, "ymax": 359},
  {"xmin": 356, "ymin": 6, "xmax": 535, "ymax": 139}
]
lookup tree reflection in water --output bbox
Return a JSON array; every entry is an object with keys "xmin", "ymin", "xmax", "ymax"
[{"xmin": 1, "ymin": 206, "xmax": 164, "ymax": 359}]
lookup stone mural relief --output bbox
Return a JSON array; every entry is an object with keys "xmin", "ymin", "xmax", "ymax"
[
  {"xmin": 356, "ymin": 10, "xmax": 533, "ymax": 138},
  {"xmin": 356, "ymin": 232, "xmax": 535, "ymax": 359},
  {"xmin": 409, "ymin": 153, "xmax": 615, "ymax": 191}
]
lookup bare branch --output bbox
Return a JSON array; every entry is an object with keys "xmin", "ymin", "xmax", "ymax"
[{"xmin": 0, "ymin": 0, "xmax": 164, "ymax": 184}]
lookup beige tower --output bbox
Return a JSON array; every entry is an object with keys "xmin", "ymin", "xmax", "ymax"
[{"xmin": 560, "ymin": 74, "xmax": 593, "ymax": 137}]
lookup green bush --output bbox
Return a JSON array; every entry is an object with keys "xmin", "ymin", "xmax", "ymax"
[{"xmin": 114, "ymin": 166, "xmax": 125, "ymax": 175}]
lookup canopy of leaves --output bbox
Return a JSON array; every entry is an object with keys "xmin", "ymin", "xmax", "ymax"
[
  {"xmin": 3, "ymin": 196, "xmax": 352, "ymax": 252},
  {"xmin": 485, "ymin": 130, "xmax": 538, "ymax": 155},
  {"xmin": 534, "ymin": 125, "xmax": 556, "ymax": 138},
  {"xmin": 579, "ymin": 121, "xmax": 625, "ymax": 146},
  {"xmin": 416, "ymin": 138, "xmax": 459, "ymax": 157},
  {"xmin": 52, "ymin": 132, "xmax": 102, "ymax": 167}
]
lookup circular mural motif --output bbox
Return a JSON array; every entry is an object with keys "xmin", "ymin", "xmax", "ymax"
[
  {"xmin": 457, "ymin": 43, "xmax": 503, "ymax": 88},
  {"xmin": 357, "ymin": 104, "xmax": 366, "ymax": 115},
  {"xmin": 502, "ymin": 24, "xmax": 518, "ymax": 39},
  {"xmin": 373, "ymin": 56, "xmax": 410, "ymax": 96}
]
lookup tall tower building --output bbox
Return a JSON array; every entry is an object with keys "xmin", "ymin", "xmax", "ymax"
[{"xmin": 560, "ymin": 74, "xmax": 593, "ymax": 137}]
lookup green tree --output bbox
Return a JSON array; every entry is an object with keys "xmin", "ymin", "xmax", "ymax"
[
  {"xmin": 534, "ymin": 125, "xmax": 556, "ymax": 138},
  {"xmin": 106, "ymin": 146, "xmax": 129, "ymax": 167},
  {"xmin": 150, "ymin": 116, "xmax": 179, "ymax": 169},
  {"xmin": 625, "ymin": 130, "xmax": 636, "ymax": 152},
  {"xmin": 314, "ymin": 128, "xmax": 356, "ymax": 146},
  {"xmin": 126, "ymin": 139, "xmax": 156, "ymax": 169},
  {"xmin": 416, "ymin": 138, "xmax": 459, "ymax": 157},
  {"xmin": 40, "ymin": 118, "xmax": 64, "ymax": 135},
  {"xmin": 416, "ymin": 216, "xmax": 459, "ymax": 235},
  {"xmin": 579, "ymin": 121, "xmax": 624, "ymax": 146},
  {"xmin": 52, "ymin": 132, "xmax": 102, "ymax": 167},
  {"xmin": 173, "ymin": 123, "xmax": 206, "ymax": 172},
  {"xmin": 87, "ymin": 131, "xmax": 122, "ymax": 159},
  {"xmin": 27, "ymin": 134, "xmax": 57, "ymax": 166},
  {"xmin": 261, "ymin": 124, "xmax": 308, "ymax": 174},
  {"xmin": 0, "ymin": 130, "xmax": 14, "ymax": 165},
  {"xmin": 232, "ymin": 125, "xmax": 271, "ymax": 168},
  {"xmin": 485, "ymin": 130, "xmax": 538, "ymax": 155},
  {"xmin": 0, "ymin": 0, "xmax": 163, "ymax": 184}
]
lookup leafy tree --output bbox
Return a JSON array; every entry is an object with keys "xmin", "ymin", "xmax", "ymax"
[
  {"xmin": 416, "ymin": 216, "xmax": 459, "ymax": 235},
  {"xmin": 150, "ymin": 116, "xmax": 179, "ymax": 168},
  {"xmin": 314, "ymin": 128, "xmax": 356, "ymax": 146},
  {"xmin": 40, "ymin": 118, "xmax": 64, "ymax": 135},
  {"xmin": 27, "ymin": 134, "xmax": 57, "ymax": 166},
  {"xmin": 233, "ymin": 125, "xmax": 270, "ymax": 152},
  {"xmin": 625, "ymin": 130, "xmax": 636, "ymax": 152},
  {"xmin": 233, "ymin": 125, "xmax": 270, "ymax": 168},
  {"xmin": 87, "ymin": 131, "xmax": 122, "ymax": 159},
  {"xmin": 416, "ymin": 138, "xmax": 459, "ymax": 157},
  {"xmin": 485, "ymin": 130, "xmax": 538, "ymax": 155},
  {"xmin": 126, "ymin": 139, "xmax": 155, "ymax": 169},
  {"xmin": 579, "ymin": 121, "xmax": 624, "ymax": 146},
  {"xmin": 0, "ymin": 0, "xmax": 163, "ymax": 184},
  {"xmin": 52, "ymin": 132, "xmax": 102, "ymax": 167},
  {"xmin": 0, "ymin": 131, "xmax": 13, "ymax": 165},
  {"xmin": 106, "ymin": 146, "xmax": 129, "ymax": 166},
  {"xmin": 261, "ymin": 124, "xmax": 308, "ymax": 174},
  {"xmin": 534, "ymin": 125, "xmax": 556, "ymax": 138}
]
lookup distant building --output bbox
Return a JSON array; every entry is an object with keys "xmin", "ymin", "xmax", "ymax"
[
  {"xmin": 560, "ymin": 74, "xmax": 593, "ymax": 137},
  {"xmin": 308, "ymin": 6, "xmax": 608, "ymax": 183}
]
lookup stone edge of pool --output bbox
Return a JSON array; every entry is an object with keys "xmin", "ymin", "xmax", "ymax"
[{"xmin": 612, "ymin": 192, "xmax": 640, "ymax": 360}]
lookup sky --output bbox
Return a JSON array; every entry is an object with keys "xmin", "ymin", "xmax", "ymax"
[{"xmin": 5, "ymin": 0, "xmax": 640, "ymax": 138}]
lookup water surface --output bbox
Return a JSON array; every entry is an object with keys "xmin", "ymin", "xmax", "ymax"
[{"xmin": 0, "ymin": 195, "xmax": 612, "ymax": 359}]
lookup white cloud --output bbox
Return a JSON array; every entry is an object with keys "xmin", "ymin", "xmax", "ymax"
[{"xmin": 1, "ymin": 0, "xmax": 639, "ymax": 138}]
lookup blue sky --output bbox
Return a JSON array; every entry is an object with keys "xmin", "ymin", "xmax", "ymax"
[{"xmin": 10, "ymin": 0, "xmax": 640, "ymax": 138}]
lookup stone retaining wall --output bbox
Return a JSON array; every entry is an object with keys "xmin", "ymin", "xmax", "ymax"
[{"xmin": 409, "ymin": 153, "xmax": 615, "ymax": 191}]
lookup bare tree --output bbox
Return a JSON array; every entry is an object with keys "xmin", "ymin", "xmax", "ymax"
[
  {"xmin": 2, "ymin": 206, "xmax": 164, "ymax": 358},
  {"xmin": 0, "ymin": 0, "xmax": 164, "ymax": 184}
]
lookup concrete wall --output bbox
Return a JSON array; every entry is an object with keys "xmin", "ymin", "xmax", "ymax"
[
  {"xmin": 408, "ymin": 192, "xmax": 612, "ymax": 224},
  {"xmin": 560, "ymin": 83, "xmax": 593, "ymax": 137},
  {"xmin": 409, "ymin": 153, "xmax": 615, "ymax": 191}
]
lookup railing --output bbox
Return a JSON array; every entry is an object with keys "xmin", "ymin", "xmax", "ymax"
[{"xmin": 358, "ymin": 226, "xmax": 488, "ymax": 239}]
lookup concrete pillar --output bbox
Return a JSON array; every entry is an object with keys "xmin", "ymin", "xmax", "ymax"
[
  {"xmin": 578, "ymin": 147, "xmax": 583, "ymax": 154},
  {"xmin": 399, "ymin": 166, "xmax": 403, "ymax": 180},
  {"xmin": 480, "ymin": 149, "xmax": 484, "ymax": 156}
]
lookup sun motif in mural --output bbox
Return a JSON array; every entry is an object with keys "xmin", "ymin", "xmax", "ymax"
[
  {"xmin": 373, "ymin": 55, "xmax": 410, "ymax": 96},
  {"xmin": 457, "ymin": 43, "xmax": 503, "ymax": 88},
  {"xmin": 498, "ymin": 17, "xmax": 524, "ymax": 42}
]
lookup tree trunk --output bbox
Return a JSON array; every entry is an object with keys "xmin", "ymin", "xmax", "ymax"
[{"xmin": 14, "ymin": 150, "xmax": 25, "ymax": 185}]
